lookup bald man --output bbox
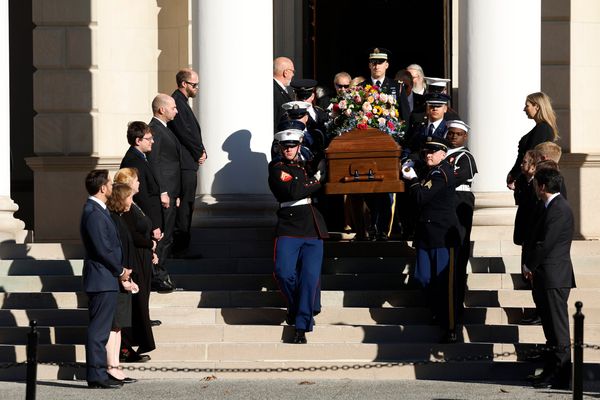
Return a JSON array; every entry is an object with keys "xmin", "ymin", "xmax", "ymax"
[
  {"xmin": 273, "ymin": 57, "xmax": 295, "ymax": 129},
  {"xmin": 147, "ymin": 94, "xmax": 181, "ymax": 291}
]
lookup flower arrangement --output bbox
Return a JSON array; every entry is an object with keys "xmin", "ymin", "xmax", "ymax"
[{"xmin": 327, "ymin": 84, "xmax": 406, "ymax": 141}]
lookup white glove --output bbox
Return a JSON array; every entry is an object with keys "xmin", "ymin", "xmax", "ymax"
[
  {"xmin": 402, "ymin": 166, "xmax": 417, "ymax": 180},
  {"xmin": 402, "ymin": 159, "xmax": 414, "ymax": 170},
  {"xmin": 314, "ymin": 170, "xmax": 322, "ymax": 182}
]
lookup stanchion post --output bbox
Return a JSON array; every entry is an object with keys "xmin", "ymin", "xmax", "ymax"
[
  {"xmin": 573, "ymin": 301, "xmax": 584, "ymax": 400},
  {"xmin": 26, "ymin": 320, "xmax": 38, "ymax": 400}
]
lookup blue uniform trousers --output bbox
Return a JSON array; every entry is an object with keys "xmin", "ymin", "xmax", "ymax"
[
  {"xmin": 86, "ymin": 290, "xmax": 118, "ymax": 382},
  {"xmin": 414, "ymin": 246, "xmax": 457, "ymax": 332},
  {"xmin": 274, "ymin": 236, "xmax": 323, "ymax": 331}
]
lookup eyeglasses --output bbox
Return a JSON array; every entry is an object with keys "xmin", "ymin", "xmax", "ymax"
[
  {"xmin": 185, "ymin": 81, "xmax": 199, "ymax": 89},
  {"xmin": 142, "ymin": 136, "xmax": 154, "ymax": 142},
  {"xmin": 335, "ymin": 84, "xmax": 350, "ymax": 89}
]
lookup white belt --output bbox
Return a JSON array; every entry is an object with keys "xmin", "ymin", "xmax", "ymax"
[
  {"xmin": 456, "ymin": 184, "xmax": 472, "ymax": 192},
  {"xmin": 280, "ymin": 198, "xmax": 312, "ymax": 208}
]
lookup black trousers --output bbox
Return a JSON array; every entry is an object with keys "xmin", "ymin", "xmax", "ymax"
[
  {"xmin": 173, "ymin": 169, "xmax": 197, "ymax": 252},
  {"xmin": 153, "ymin": 198, "xmax": 177, "ymax": 275},
  {"xmin": 455, "ymin": 196, "xmax": 474, "ymax": 321},
  {"xmin": 534, "ymin": 282, "xmax": 571, "ymax": 382}
]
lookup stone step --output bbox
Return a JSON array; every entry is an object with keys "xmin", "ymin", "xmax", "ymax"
[
  {"xmin": 2, "ymin": 238, "xmax": 600, "ymax": 260},
  {"xmin": 3, "ymin": 256, "xmax": 600, "ymax": 276},
  {"xmin": 1, "ymin": 323, "xmax": 598, "ymax": 345},
  {"xmin": 4, "ymin": 342, "xmax": 600, "ymax": 363},
  {"xmin": 1, "ymin": 272, "xmax": 599, "ymax": 293},
  {"xmin": 7, "ymin": 360, "xmax": 600, "ymax": 381},
  {"xmin": 1, "ymin": 305, "xmax": 597, "ymax": 328}
]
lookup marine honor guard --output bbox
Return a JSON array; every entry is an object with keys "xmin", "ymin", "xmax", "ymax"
[
  {"xmin": 401, "ymin": 137, "xmax": 460, "ymax": 343},
  {"xmin": 268, "ymin": 128, "xmax": 328, "ymax": 344},
  {"xmin": 445, "ymin": 120, "xmax": 478, "ymax": 322}
]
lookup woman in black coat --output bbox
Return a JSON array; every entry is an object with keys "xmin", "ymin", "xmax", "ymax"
[
  {"xmin": 114, "ymin": 168, "xmax": 157, "ymax": 361},
  {"xmin": 506, "ymin": 92, "xmax": 559, "ymax": 190}
]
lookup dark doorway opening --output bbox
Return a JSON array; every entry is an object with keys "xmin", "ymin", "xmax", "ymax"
[{"xmin": 308, "ymin": 0, "xmax": 450, "ymax": 91}]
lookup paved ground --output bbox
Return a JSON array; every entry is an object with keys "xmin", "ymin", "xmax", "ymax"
[{"xmin": 2, "ymin": 379, "xmax": 600, "ymax": 400}]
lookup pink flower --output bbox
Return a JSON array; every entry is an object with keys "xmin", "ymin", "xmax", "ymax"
[
  {"xmin": 338, "ymin": 99, "xmax": 347, "ymax": 110},
  {"xmin": 362, "ymin": 102, "xmax": 372, "ymax": 112},
  {"xmin": 379, "ymin": 93, "xmax": 388, "ymax": 103},
  {"xmin": 344, "ymin": 109, "xmax": 352, "ymax": 117},
  {"xmin": 354, "ymin": 95, "xmax": 362, "ymax": 103},
  {"xmin": 378, "ymin": 117, "xmax": 386, "ymax": 127}
]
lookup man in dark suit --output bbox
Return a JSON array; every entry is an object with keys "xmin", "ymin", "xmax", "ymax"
[
  {"xmin": 167, "ymin": 69, "xmax": 206, "ymax": 256},
  {"xmin": 148, "ymin": 94, "xmax": 182, "ymax": 290},
  {"xmin": 80, "ymin": 169, "xmax": 131, "ymax": 388},
  {"xmin": 273, "ymin": 56, "xmax": 295, "ymax": 129},
  {"xmin": 360, "ymin": 48, "xmax": 411, "ymax": 122},
  {"xmin": 120, "ymin": 121, "xmax": 163, "ymax": 241},
  {"xmin": 525, "ymin": 168, "xmax": 576, "ymax": 389}
]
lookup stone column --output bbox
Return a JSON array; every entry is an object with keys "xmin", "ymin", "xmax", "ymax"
[
  {"xmin": 459, "ymin": 0, "xmax": 541, "ymax": 239},
  {"xmin": 0, "ymin": 1, "xmax": 26, "ymax": 242},
  {"xmin": 27, "ymin": 0, "xmax": 158, "ymax": 242},
  {"xmin": 191, "ymin": 0, "xmax": 276, "ymax": 227}
]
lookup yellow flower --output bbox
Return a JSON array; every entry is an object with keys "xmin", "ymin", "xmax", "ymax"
[
  {"xmin": 373, "ymin": 105, "xmax": 382, "ymax": 115},
  {"xmin": 367, "ymin": 96, "xmax": 375, "ymax": 103}
]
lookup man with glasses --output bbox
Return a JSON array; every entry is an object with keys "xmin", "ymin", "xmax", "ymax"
[
  {"xmin": 273, "ymin": 57, "xmax": 296, "ymax": 129},
  {"xmin": 120, "ymin": 121, "xmax": 163, "ymax": 243},
  {"xmin": 402, "ymin": 137, "xmax": 460, "ymax": 343},
  {"xmin": 268, "ymin": 128, "xmax": 328, "ymax": 344},
  {"xmin": 168, "ymin": 68, "xmax": 206, "ymax": 257}
]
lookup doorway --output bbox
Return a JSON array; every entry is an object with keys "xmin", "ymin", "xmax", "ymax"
[{"xmin": 309, "ymin": 0, "xmax": 450, "ymax": 90}]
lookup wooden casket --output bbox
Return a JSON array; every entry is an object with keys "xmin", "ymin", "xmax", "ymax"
[{"xmin": 324, "ymin": 128, "xmax": 405, "ymax": 194}]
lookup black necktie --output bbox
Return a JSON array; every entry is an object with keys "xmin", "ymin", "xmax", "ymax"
[
  {"xmin": 428, "ymin": 124, "xmax": 435, "ymax": 136},
  {"xmin": 375, "ymin": 80, "xmax": 381, "ymax": 87}
]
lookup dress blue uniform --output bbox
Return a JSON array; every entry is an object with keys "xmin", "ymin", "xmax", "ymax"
[
  {"xmin": 268, "ymin": 129, "xmax": 328, "ymax": 343},
  {"xmin": 403, "ymin": 137, "xmax": 460, "ymax": 342}
]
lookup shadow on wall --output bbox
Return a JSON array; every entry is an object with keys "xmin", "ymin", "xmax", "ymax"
[{"xmin": 211, "ymin": 130, "xmax": 269, "ymax": 196}]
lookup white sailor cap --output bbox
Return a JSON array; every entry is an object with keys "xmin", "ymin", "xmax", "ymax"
[
  {"xmin": 446, "ymin": 120, "xmax": 470, "ymax": 133},
  {"xmin": 282, "ymin": 101, "xmax": 312, "ymax": 118},
  {"xmin": 274, "ymin": 129, "xmax": 304, "ymax": 145},
  {"xmin": 424, "ymin": 76, "xmax": 451, "ymax": 88}
]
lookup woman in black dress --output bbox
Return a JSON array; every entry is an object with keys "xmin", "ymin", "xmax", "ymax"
[
  {"xmin": 114, "ymin": 167, "xmax": 157, "ymax": 361},
  {"xmin": 106, "ymin": 183, "xmax": 139, "ymax": 382},
  {"xmin": 506, "ymin": 91, "xmax": 559, "ymax": 190}
]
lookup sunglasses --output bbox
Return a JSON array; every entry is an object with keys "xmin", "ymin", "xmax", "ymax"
[{"xmin": 335, "ymin": 83, "xmax": 350, "ymax": 89}]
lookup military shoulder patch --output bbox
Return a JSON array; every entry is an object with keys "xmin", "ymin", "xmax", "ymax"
[{"xmin": 280, "ymin": 171, "xmax": 293, "ymax": 182}]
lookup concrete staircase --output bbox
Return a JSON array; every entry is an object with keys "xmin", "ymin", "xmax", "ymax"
[{"xmin": 1, "ymin": 228, "xmax": 600, "ymax": 380}]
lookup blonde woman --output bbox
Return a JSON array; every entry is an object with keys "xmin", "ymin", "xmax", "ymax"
[
  {"xmin": 113, "ymin": 168, "xmax": 157, "ymax": 362},
  {"xmin": 507, "ymin": 92, "xmax": 559, "ymax": 190},
  {"xmin": 106, "ymin": 183, "xmax": 139, "ymax": 383}
]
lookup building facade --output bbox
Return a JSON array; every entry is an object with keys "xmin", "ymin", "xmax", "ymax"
[{"xmin": 2, "ymin": 0, "xmax": 599, "ymax": 243}]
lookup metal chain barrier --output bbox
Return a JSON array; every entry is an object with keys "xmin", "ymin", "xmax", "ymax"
[{"xmin": 10, "ymin": 301, "xmax": 591, "ymax": 400}]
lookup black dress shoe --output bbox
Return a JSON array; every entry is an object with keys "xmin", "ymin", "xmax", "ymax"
[
  {"xmin": 108, "ymin": 374, "xmax": 138, "ymax": 384},
  {"xmin": 292, "ymin": 329, "xmax": 307, "ymax": 344},
  {"xmin": 376, "ymin": 233, "xmax": 389, "ymax": 242},
  {"xmin": 526, "ymin": 371, "xmax": 547, "ymax": 382},
  {"xmin": 150, "ymin": 320, "xmax": 162, "ymax": 327},
  {"xmin": 521, "ymin": 315, "xmax": 542, "ymax": 325},
  {"xmin": 88, "ymin": 379, "xmax": 123, "ymax": 389},
  {"xmin": 122, "ymin": 352, "xmax": 151, "ymax": 363},
  {"xmin": 532, "ymin": 378, "xmax": 570, "ymax": 390},
  {"xmin": 152, "ymin": 282, "xmax": 175, "ymax": 293}
]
